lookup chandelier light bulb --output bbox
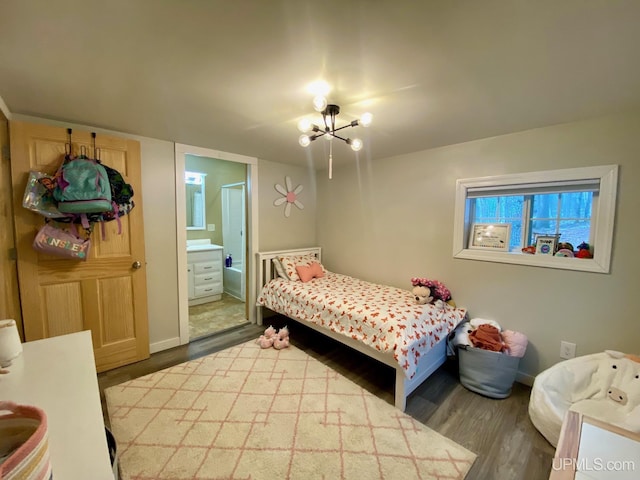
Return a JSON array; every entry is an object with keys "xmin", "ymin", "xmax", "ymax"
[
  {"xmin": 298, "ymin": 134, "xmax": 311, "ymax": 147},
  {"xmin": 297, "ymin": 118, "xmax": 312, "ymax": 133},
  {"xmin": 313, "ymin": 95, "xmax": 327, "ymax": 112},
  {"xmin": 350, "ymin": 138, "xmax": 363, "ymax": 151},
  {"xmin": 360, "ymin": 112, "xmax": 373, "ymax": 127}
]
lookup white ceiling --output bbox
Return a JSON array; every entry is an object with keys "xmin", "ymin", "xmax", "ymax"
[{"xmin": 1, "ymin": 1, "xmax": 639, "ymax": 169}]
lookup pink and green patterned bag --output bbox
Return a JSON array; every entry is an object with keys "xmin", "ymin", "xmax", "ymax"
[{"xmin": 32, "ymin": 223, "xmax": 91, "ymax": 261}]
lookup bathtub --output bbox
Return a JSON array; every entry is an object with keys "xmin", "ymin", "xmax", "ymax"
[{"xmin": 223, "ymin": 262, "xmax": 244, "ymax": 301}]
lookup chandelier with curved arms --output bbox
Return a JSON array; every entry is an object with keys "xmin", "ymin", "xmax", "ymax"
[{"xmin": 297, "ymin": 95, "xmax": 372, "ymax": 179}]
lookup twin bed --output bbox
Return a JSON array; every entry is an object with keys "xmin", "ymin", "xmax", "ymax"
[{"xmin": 256, "ymin": 247, "xmax": 468, "ymax": 411}]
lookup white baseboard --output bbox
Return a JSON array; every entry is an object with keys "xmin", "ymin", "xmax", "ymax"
[
  {"xmin": 516, "ymin": 371, "xmax": 535, "ymax": 387},
  {"xmin": 150, "ymin": 336, "xmax": 181, "ymax": 354}
]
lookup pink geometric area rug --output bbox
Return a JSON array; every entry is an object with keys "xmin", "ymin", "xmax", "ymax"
[{"xmin": 105, "ymin": 341, "xmax": 476, "ymax": 480}]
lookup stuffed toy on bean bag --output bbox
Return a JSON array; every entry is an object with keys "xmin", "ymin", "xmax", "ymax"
[{"xmin": 529, "ymin": 350, "xmax": 640, "ymax": 447}]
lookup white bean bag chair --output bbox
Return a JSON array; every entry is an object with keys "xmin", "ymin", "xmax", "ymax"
[{"xmin": 528, "ymin": 350, "xmax": 640, "ymax": 447}]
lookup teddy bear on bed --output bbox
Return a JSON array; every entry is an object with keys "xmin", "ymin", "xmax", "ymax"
[
  {"xmin": 410, "ymin": 277, "xmax": 454, "ymax": 307},
  {"xmin": 412, "ymin": 285, "xmax": 434, "ymax": 305}
]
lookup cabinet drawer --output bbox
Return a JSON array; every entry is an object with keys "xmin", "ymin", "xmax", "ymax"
[
  {"xmin": 188, "ymin": 250, "xmax": 222, "ymax": 264},
  {"xmin": 195, "ymin": 272, "xmax": 220, "ymax": 286},
  {"xmin": 194, "ymin": 282, "xmax": 222, "ymax": 297},
  {"xmin": 194, "ymin": 261, "xmax": 221, "ymax": 274}
]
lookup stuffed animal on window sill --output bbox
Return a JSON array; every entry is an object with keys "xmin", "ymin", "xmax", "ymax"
[
  {"xmin": 576, "ymin": 242, "xmax": 593, "ymax": 259},
  {"xmin": 273, "ymin": 326, "xmax": 290, "ymax": 350}
]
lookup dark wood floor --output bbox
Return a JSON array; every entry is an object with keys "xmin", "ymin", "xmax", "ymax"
[{"xmin": 98, "ymin": 315, "xmax": 555, "ymax": 480}]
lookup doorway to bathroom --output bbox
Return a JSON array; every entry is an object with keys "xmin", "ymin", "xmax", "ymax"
[
  {"xmin": 185, "ymin": 157, "xmax": 246, "ymax": 340},
  {"xmin": 175, "ymin": 144, "xmax": 259, "ymax": 345}
]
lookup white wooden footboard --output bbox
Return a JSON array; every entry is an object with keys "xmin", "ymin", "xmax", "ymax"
[{"xmin": 255, "ymin": 248, "xmax": 447, "ymax": 411}]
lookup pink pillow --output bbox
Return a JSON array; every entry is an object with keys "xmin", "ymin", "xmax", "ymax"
[
  {"xmin": 295, "ymin": 262, "xmax": 325, "ymax": 282},
  {"xmin": 278, "ymin": 254, "xmax": 325, "ymax": 281}
]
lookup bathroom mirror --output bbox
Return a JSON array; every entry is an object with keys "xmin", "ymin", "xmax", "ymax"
[{"xmin": 185, "ymin": 171, "xmax": 206, "ymax": 230}]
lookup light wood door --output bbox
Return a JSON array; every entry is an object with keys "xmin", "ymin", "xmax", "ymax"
[
  {"xmin": 10, "ymin": 121, "xmax": 149, "ymax": 372},
  {"xmin": 0, "ymin": 110, "xmax": 23, "ymax": 339}
]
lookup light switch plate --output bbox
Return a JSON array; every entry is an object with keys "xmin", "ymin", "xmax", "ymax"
[{"xmin": 207, "ymin": 224, "xmax": 215, "ymax": 231}]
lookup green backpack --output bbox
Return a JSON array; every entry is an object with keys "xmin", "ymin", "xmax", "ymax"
[
  {"xmin": 52, "ymin": 159, "xmax": 135, "ymax": 236},
  {"xmin": 53, "ymin": 155, "xmax": 113, "ymax": 214}
]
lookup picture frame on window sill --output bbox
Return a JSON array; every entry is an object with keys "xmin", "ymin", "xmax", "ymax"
[
  {"xmin": 535, "ymin": 236, "xmax": 557, "ymax": 255},
  {"xmin": 468, "ymin": 223, "xmax": 511, "ymax": 251}
]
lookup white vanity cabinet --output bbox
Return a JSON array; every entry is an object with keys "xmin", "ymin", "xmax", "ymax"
[{"xmin": 187, "ymin": 246, "xmax": 223, "ymax": 305}]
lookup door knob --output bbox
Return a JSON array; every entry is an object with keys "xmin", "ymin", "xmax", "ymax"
[{"xmin": 132, "ymin": 261, "xmax": 142, "ymax": 269}]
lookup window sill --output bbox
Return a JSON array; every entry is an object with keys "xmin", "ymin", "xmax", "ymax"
[
  {"xmin": 453, "ymin": 248, "xmax": 610, "ymax": 273},
  {"xmin": 452, "ymin": 165, "xmax": 618, "ymax": 275}
]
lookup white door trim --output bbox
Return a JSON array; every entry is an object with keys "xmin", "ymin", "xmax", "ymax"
[{"xmin": 175, "ymin": 143, "xmax": 259, "ymax": 345}]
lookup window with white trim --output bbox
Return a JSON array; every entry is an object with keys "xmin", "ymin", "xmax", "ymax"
[{"xmin": 452, "ymin": 165, "xmax": 618, "ymax": 273}]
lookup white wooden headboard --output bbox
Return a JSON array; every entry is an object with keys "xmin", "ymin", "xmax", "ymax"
[{"xmin": 255, "ymin": 247, "xmax": 322, "ymax": 324}]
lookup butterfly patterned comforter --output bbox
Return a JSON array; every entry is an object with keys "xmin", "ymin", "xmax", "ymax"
[{"xmin": 257, "ymin": 271, "xmax": 467, "ymax": 380}]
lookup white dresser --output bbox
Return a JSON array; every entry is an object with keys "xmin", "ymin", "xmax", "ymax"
[{"xmin": 187, "ymin": 244, "xmax": 224, "ymax": 305}]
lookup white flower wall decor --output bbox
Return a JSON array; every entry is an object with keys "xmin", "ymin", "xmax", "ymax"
[{"xmin": 274, "ymin": 176, "xmax": 304, "ymax": 217}]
